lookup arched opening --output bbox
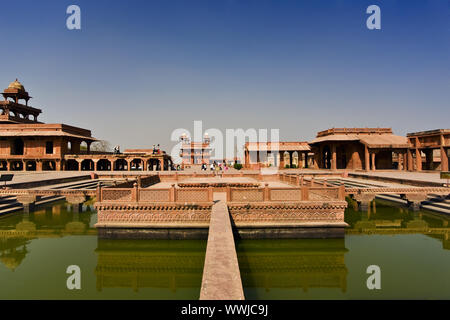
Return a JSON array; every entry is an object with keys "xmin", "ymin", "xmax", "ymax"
[
  {"xmin": 113, "ymin": 159, "xmax": 128, "ymax": 171},
  {"xmin": 11, "ymin": 138, "xmax": 24, "ymax": 155},
  {"xmin": 81, "ymin": 159, "xmax": 94, "ymax": 171},
  {"xmin": 96, "ymin": 159, "xmax": 111, "ymax": 171},
  {"xmin": 130, "ymin": 159, "xmax": 143, "ymax": 171},
  {"xmin": 322, "ymin": 146, "xmax": 331, "ymax": 169},
  {"xmin": 66, "ymin": 159, "xmax": 79, "ymax": 171},
  {"xmin": 67, "ymin": 141, "xmax": 72, "ymax": 153},
  {"xmin": 25, "ymin": 161, "xmax": 36, "ymax": 171},
  {"xmin": 0, "ymin": 160, "xmax": 8, "ymax": 170},
  {"xmin": 283, "ymin": 152, "xmax": 290, "ymax": 168},
  {"xmin": 10, "ymin": 160, "xmax": 23, "ymax": 171},
  {"xmin": 43, "ymin": 160, "xmax": 56, "ymax": 171}
]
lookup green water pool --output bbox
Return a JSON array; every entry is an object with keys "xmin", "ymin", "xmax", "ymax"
[{"xmin": 0, "ymin": 199, "xmax": 449, "ymax": 299}]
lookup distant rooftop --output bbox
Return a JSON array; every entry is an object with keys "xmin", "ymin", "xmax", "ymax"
[
  {"xmin": 407, "ymin": 129, "xmax": 450, "ymax": 137},
  {"xmin": 316, "ymin": 128, "xmax": 392, "ymax": 137}
]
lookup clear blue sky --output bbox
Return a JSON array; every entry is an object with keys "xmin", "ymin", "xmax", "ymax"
[{"xmin": 1, "ymin": 0, "xmax": 449, "ymax": 150}]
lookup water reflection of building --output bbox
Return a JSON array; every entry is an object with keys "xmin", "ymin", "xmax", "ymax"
[
  {"xmin": 95, "ymin": 240, "xmax": 206, "ymax": 292},
  {"xmin": 0, "ymin": 203, "xmax": 96, "ymax": 271},
  {"xmin": 0, "ymin": 238, "xmax": 30, "ymax": 271},
  {"xmin": 346, "ymin": 199, "xmax": 450, "ymax": 250},
  {"xmin": 237, "ymin": 239, "xmax": 348, "ymax": 293}
]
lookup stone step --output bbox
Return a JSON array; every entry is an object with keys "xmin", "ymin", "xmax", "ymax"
[{"xmin": 421, "ymin": 204, "xmax": 450, "ymax": 215}]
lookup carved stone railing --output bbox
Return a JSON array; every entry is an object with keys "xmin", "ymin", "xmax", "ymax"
[{"xmin": 98, "ymin": 184, "xmax": 213, "ymax": 203}]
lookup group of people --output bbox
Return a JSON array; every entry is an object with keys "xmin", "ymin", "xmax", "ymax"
[
  {"xmin": 201, "ymin": 161, "xmax": 229, "ymax": 173},
  {"xmin": 152, "ymin": 144, "xmax": 161, "ymax": 154}
]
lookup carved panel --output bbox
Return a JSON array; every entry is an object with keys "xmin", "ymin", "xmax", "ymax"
[{"xmin": 140, "ymin": 189, "xmax": 170, "ymax": 202}]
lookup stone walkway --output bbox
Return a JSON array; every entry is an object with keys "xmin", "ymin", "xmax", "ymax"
[{"xmin": 199, "ymin": 192, "xmax": 244, "ymax": 300}]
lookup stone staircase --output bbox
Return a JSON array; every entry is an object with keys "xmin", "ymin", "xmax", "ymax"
[
  {"xmin": 0, "ymin": 179, "xmax": 110, "ymax": 217},
  {"xmin": 326, "ymin": 178, "xmax": 450, "ymax": 215}
]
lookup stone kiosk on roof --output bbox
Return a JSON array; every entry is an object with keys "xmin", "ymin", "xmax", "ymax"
[{"xmin": 309, "ymin": 128, "xmax": 410, "ymax": 171}]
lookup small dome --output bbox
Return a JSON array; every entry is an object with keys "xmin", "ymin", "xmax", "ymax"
[{"xmin": 8, "ymin": 79, "xmax": 25, "ymax": 92}]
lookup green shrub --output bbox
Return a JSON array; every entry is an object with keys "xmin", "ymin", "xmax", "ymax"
[
  {"xmin": 233, "ymin": 163, "xmax": 243, "ymax": 170},
  {"xmin": 290, "ymin": 164, "xmax": 297, "ymax": 168},
  {"xmin": 285, "ymin": 164, "xmax": 290, "ymax": 168}
]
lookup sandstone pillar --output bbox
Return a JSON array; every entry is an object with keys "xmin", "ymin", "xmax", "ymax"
[
  {"xmin": 403, "ymin": 151, "xmax": 408, "ymax": 171},
  {"xmin": 17, "ymin": 195, "xmax": 37, "ymax": 213},
  {"xmin": 441, "ymin": 147, "xmax": 449, "ymax": 172},
  {"xmin": 331, "ymin": 144, "xmax": 337, "ymax": 170},
  {"xmin": 364, "ymin": 145, "xmax": 370, "ymax": 171},
  {"xmin": 371, "ymin": 152, "xmax": 376, "ymax": 171},
  {"xmin": 407, "ymin": 149, "xmax": 413, "ymax": 171},
  {"xmin": 397, "ymin": 153, "xmax": 403, "ymax": 170},
  {"xmin": 415, "ymin": 148, "xmax": 422, "ymax": 171},
  {"xmin": 66, "ymin": 195, "xmax": 87, "ymax": 213}
]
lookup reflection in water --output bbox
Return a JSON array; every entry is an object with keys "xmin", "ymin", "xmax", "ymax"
[
  {"xmin": 95, "ymin": 240, "xmax": 206, "ymax": 295},
  {"xmin": 0, "ymin": 198, "xmax": 450, "ymax": 299},
  {"xmin": 345, "ymin": 199, "xmax": 450, "ymax": 250},
  {"xmin": 0, "ymin": 201, "xmax": 96, "ymax": 271},
  {"xmin": 237, "ymin": 239, "xmax": 348, "ymax": 299}
]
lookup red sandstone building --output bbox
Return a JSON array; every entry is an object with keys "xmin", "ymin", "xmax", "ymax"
[
  {"xmin": 179, "ymin": 133, "xmax": 211, "ymax": 165},
  {"xmin": 309, "ymin": 128, "xmax": 410, "ymax": 171},
  {"xmin": 407, "ymin": 129, "xmax": 449, "ymax": 172},
  {"xmin": 244, "ymin": 142, "xmax": 313, "ymax": 169}
]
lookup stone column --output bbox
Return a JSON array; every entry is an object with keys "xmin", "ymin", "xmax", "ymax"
[
  {"xmin": 441, "ymin": 147, "xmax": 449, "ymax": 172},
  {"xmin": 66, "ymin": 195, "xmax": 87, "ymax": 213},
  {"xmin": 331, "ymin": 144, "xmax": 337, "ymax": 170},
  {"xmin": 279, "ymin": 152, "xmax": 285, "ymax": 169},
  {"xmin": 403, "ymin": 151, "xmax": 408, "ymax": 171},
  {"xmin": 353, "ymin": 194, "xmax": 375, "ymax": 211},
  {"xmin": 371, "ymin": 152, "xmax": 376, "ymax": 171},
  {"xmin": 159, "ymin": 158, "xmax": 164, "ymax": 171},
  {"xmin": 93, "ymin": 159, "xmax": 99, "ymax": 171},
  {"xmin": 313, "ymin": 149, "xmax": 320, "ymax": 169},
  {"xmin": 407, "ymin": 149, "xmax": 413, "ymax": 171},
  {"xmin": 397, "ymin": 153, "xmax": 403, "ymax": 170},
  {"xmin": 352, "ymin": 150, "xmax": 358, "ymax": 170},
  {"xmin": 36, "ymin": 160, "xmax": 43, "ymax": 171},
  {"xmin": 244, "ymin": 150, "xmax": 250, "ymax": 168},
  {"xmin": 364, "ymin": 145, "xmax": 370, "ymax": 171},
  {"xmin": 17, "ymin": 195, "xmax": 37, "ymax": 213},
  {"xmin": 415, "ymin": 148, "xmax": 422, "ymax": 171},
  {"xmin": 441, "ymin": 134, "xmax": 448, "ymax": 171}
]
